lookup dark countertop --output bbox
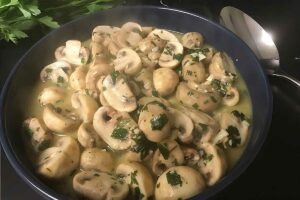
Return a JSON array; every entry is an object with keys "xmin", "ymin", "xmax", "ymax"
[{"xmin": 1, "ymin": 0, "xmax": 300, "ymax": 199}]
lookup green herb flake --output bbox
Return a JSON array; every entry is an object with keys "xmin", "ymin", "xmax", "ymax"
[
  {"xmin": 111, "ymin": 127, "xmax": 128, "ymax": 140},
  {"xmin": 157, "ymin": 143, "xmax": 170, "ymax": 159},
  {"xmin": 166, "ymin": 171, "xmax": 183, "ymax": 187},
  {"xmin": 134, "ymin": 187, "xmax": 144, "ymax": 199},
  {"xmin": 173, "ymin": 54, "xmax": 183, "ymax": 61},
  {"xmin": 164, "ymin": 46, "xmax": 173, "ymax": 55},
  {"xmin": 102, "ymin": 86, "xmax": 107, "ymax": 91},
  {"xmin": 211, "ymin": 79, "xmax": 229, "ymax": 97},
  {"xmin": 210, "ymin": 96, "xmax": 218, "ymax": 103},
  {"xmin": 186, "ymin": 70, "xmax": 193, "ymax": 76},
  {"xmin": 131, "ymin": 132, "xmax": 157, "ymax": 160},
  {"xmin": 81, "ymin": 57, "xmax": 85, "ymax": 64},
  {"xmin": 150, "ymin": 113, "xmax": 169, "ymax": 130},
  {"xmin": 57, "ymin": 76, "xmax": 64, "ymax": 84},
  {"xmin": 45, "ymin": 68, "xmax": 52, "ymax": 73},
  {"xmin": 192, "ymin": 103, "xmax": 199, "ymax": 110},
  {"xmin": 203, "ymin": 153, "xmax": 214, "ymax": 162},
  {"xmin": 226, "ymin": 125, "xmax": 241, "ymax": 147},
  {"xmin": 231, "ymin": 110, "xmax": 246, "ymax": 121},
  {"xmin": 130, "ymin": 170, "xmax": 138, "ymax": 185},
  {"xmin": 94, "ymin": 173, "xmax": 100, "ymax": 177},
  {"xmin": 110, "ymin": 70, "xmax": 120, "ymax": 84},
  {"xmin": 152, "ymin": 90, "xmax": 159, "ymax": 97},
  {"xmin": 199, "ymin": 123, "xmax": 208, "ymax": 132},
  {"xmin": 187, "ymin": 91, "xmax": 194, "ymax": 96},
  {"xmin": 24, "ymin": 126, "xmax": 33, "ymax": 139}
]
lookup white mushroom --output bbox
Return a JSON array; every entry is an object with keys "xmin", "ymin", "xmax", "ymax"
[
  {"xmin": 40, "ymin": 61, "xmax": 72, "ymax": 84},
  {"xmin": 93, "ymin": 106, "xmax": 134, "ymax": 150},
  {"xmin": 222, "ymin": 87, "xmax": 240, "ymax": 106},
  {"xmin": 159, "ymin": 41, "xmax": 183, "ymax": 68},
  {"xmin": 116, "ymin": 162, "xmax": 154, "ymax": 200},
  {"xmin": 134, "ymin": 68, "xmax": 154, "ymax": 96},
  {"xmin": 69, "ymin": 66, "xmax": 87, "ymax": 90},
  {"xmin": 77, "ymin": 123, "xmax": 104, "ymax": 148},
  {"xmin": 23, "ymin": 118, "xmax": 52, "ymax": 152},
  {"xmin": 80, "ymin": 148, "xmax": 115, "ymax": 172},
  {"xmin": 117, "ymin": 22, "xmax": 143, "ymax": 48},
  {"xmin": 169, "ymin": 108, "xmax": 194, "ymax": 143},
  {"xmin": 181, "ymin": 32, "xmax": 204, "ymax": 49},
  {"xmin": 113, "ymin": 48, "xmax": 142, "ymax": 75},
  {"xmin": 198, "ymin": 142, "xmax": 227, "ymax": 186},
  {"xmin": 71, "ymin": 92, "xmax": 99, "ymax": 123},
  {"xmin": 148, "ymin": 29, "xmax": 179, "ymax": 42},
  {"xmin": 92, "ymin": 25, "xmax": 120, "ymax": 46},
  {"xmin": 153, "ymin": 68, "xmax": 179, "ymax": 96},
  {"xmin": 181, "ymin": 146, "xmax": 200, "ymax": 166},
  {"xmin": 102, "ymin": 74, "xmax": 137, "ymax": 112},
  {"xmin": 182, "ymin": 55, "xmax": 206, "ymax": 83},
  {"xmin": 43, "ymin": 104, "xmax": 80, "ymax": 133},
  {"xmin": 73, "ymin": 171, "xmax": 129, "ymax": 200},
  {"xmin": 138, "ymin": 102, "xmax": 171, "ymax": 142},
  {"xmin": 55, "ymin": 40, "xmax": 89, "ymax": 65},
  {"xmin": 152, "ymin": 141, "xmax": 184, "ymax": 176},
  {"xmin": 37, "ymin": 136, "xmax": 80, "ymax": 178},
  {"xmin": 86, "ymin": 64, "xmax": 113, "ymax": 91},
  {"xmin": 38, "ymin": 86, "xmax": 66, "ymax": 106},
  {"xmin": 155, "ymin": 166, "xmax": 206, "ymax": 200}
]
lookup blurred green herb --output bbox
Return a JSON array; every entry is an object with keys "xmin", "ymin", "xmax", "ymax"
[{"xmin": 0, "ymin": 0, "xmax": 123, "ymax": 43}]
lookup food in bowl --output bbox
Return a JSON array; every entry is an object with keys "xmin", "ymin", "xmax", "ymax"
[{"xmin": 22, "ymin": 22, "xmax": 252, "ymax": 200}]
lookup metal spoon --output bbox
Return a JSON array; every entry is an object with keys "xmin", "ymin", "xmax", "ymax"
[{"xmin": 220, "ymin": 6, "xmax": 300, "ymax": 87}]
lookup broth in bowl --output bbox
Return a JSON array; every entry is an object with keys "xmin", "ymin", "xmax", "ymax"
[{"xmin": 22, "ymin": 22, "xmax": 252, "ymax": 200}]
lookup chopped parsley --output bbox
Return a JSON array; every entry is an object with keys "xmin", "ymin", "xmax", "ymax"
[
  {"xmin": 133, "ymin": 187, "xmax": 144, "ymax": 199},
  {"xmin": 81, "ymin": 57, "xmax": 85, "ymax": 64},
  {"xmin": 226, "ymin": 125, "xmax": 241, "ymax": 147},
  {"xmin": 157, "ymin": 143, "xmax": 170, "ymax": 159},
  {"xmin": 111, "ymin": 127, "xmax": 128, "ymax": 140},
  {"xmin": 192, "ymin": 103, "xmax": 199, "ymax": 110},
  {"xmin": 131, "ymin": 132, "xmax": 157, "ymax": 160},
  {"xmin": 150, "ymin": 114, "xmax": 169, "ymax": 130},
  {"xmin": 186, "ymin": 70, "xmax": 193, "ymax": 76},
  {"xmin": 23, "ymin": 126, "xmax": 33, "ymax": 139},
  {"xmin": 164, "ymin": 46, "xmax": 173, "ymax": 55},
  {"xmin": 187, "ymin": 91, "xmax": 194, "ymax": 96},
  {"xmin": 102, "ymin": 86, "xmax": 107, "ymax": 91},
  {"xmin": 166, "ymin": 171, "xmax": 183, "ymax": 187},
  {"xmin": 57, "ymin": 76, "xmax": 64, "ymax": 84},
  {"xmin": 45, "ymin": 68, "xmax": 52, "ymax": 73},
  {"xmin": 231, "ymin": 110, "xmax": 246, "ymax": 121},
  {"xmin": 211, "ymin": 79, "xmax": 229, "ymax": 97},
  {"xmin": 152, "ymin": 90, "xmax": 159, "ymax": 97},
  {"xmin": 130, "ymin": 170, "xmax": 138, "ymax": 185},
  {"xmin": 198, "ymin": 123, "xmax": 208, "ymax": 132},
  {"xmin": 132, "ymin": 28, "xmax": 143, "ymax": 36},
  {"xmin": 203, "ymin": 153, "xmax": 214, "ymax": 162},
  {"xmin": 173, "ymin": 54, "xmax": 183, "ymax": 61},
  {"xmin": 210, "ymin": 96, "xmax": 218, "ymax": 103},
  {"xmin": 110, "ymin": 70, "xmax": 120, "ymax": 84}
]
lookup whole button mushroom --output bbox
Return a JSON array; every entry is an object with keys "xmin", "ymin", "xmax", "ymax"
[
  {"xmin": 113, "ymin": 48, "xmax": 142, "ymax": 75},
  {"xmin": 38, "ymin": 86, "xmax": 66, "ymax": 106},
  {"xmin": 77, "ymin": 123, "xmax": 103, "ymax": 148},
  {"xmin": 181, "ymin": 32, "xmax": 204, "ymax": 49},
  {"xmin": 69, "ymin": 66, "xmax": 87, "ymax": 90},
  {"xmin": 159, "ymin": 41, "xmax": 184, "ymax": 68},
  {"xmin": 155, "ymin": 166, "xmax": 206, "ymax": 200},
  {"xmin": 182, "ymin": 55, "xmax": 206, "ymax": 83},
  {"xmin": 153, "ymin": 68, "xmax": 179, "ymax": 97},
  {"xmin": 40, "ymin": 61, "xmax": 72, "ymax": 85}
]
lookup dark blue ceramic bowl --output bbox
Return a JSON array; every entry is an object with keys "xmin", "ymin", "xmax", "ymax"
[{"xmin": 0, "ymin": 6, "xmax": 272, "ymax": 200}]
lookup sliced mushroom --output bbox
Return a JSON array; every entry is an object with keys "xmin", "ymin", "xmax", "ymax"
[
  {"xmin": 181, "ymin": 146, "xmax": 200, "ymax": 166},
  {"xmin": 116, "ymin": 162, "xmax": 154, "ymax": 200},
  {"xmin": 138, "ymin": 96, "xmax": 171, "ymax": 107},
  {"xmin": 108, "ymin": 32, "xmax": 122, "ymax": 56},
  {"xmin": 38, "ymin": 86, "xmax": 66, "ymax": 106},
  {"xmin": 43, "ymin": 104, "xmax": 80, "ymax": 133},
  {"xmin": 117, "ymin": 22, "xmax": 143, "ymax": 48},
  {"xmin": 86, "ymin": 64, "xmax": 113, "ymax": 91},
  {"xmin": 92, "ymin": 25, "xmax": 120, "ymax": 46},
  {"xmin": 102, "ymin": 74, "xmax": 137, "ymax": 112},
  {"xmin": 182, "ymin": 55, "xmax": 206, "ymax": 83},
  {"xmin": 23, "ymin": 118, "xmax": 52, "ymax": 152},
  {"xmin": 159, "ymin": 41, "xmax": 183, "ymax": 68},
  {"xmin": 80, "ymin": 148, "xmax": 115, "ymax": 172},
  {"xmin": 73, "ymin": 171, "xmax": 129, "ymax": 200},
  {"xmin": 153, "ymin": 68, "xmax": 179, "ymax": 96},
  {"xmin": 113, "ymin": 48, "xmax": 142, "ymax": 75},
  {"xmin": 77, "ymin": 123, "xmax": 104, "ymax": 148},
  {"xmin": 152, "ymin": 141, "xmax": 184, "ymax": 176},
  {"xmin": 222, "ymin": 87, "xmax": 240, "ymax": 106},
  {"xmin": 71, "ymin": 92, "xmax": 99, "ymax": 123},
  {"xmin": 69, "ymin": 66, "xmax": 87, "ymax": 90},
  {"xmin": 134, "ymin": 68, "xmax": 154, "ymax": 96},
  {"xmin": 138, "ymin": 102, "xmax": 171, "ymax": 142},
  {"xmin": 176, "ymin": 82, "xmax": 221, "ymax": 112},
  {"xmin": 93, "ymin": 106, "xmax": 134, "ymax": 150},
  {"xmin": 37, "ymin": 136, "xmax": 80, "ymax": 178},
  {"xmin": 169, "ymin": 108, "xmax": 194, "ymax": 143},
  {"xmin": 55, "ymin": 40, "xmax": 89, "ymax": 65},
  {"xmin": 148, "ymin": 29, "xmax": 179, "ymax": 42},
  {"xmin": 155, "ymin": 166, "xmax": 206, "ymax": 200},
  {"xmin": 198, "ymin": 142, "xmax": 227, "ymax": 186},
  {"xmin": 181, "ymin": 32, "xmax": 204, "ymax": 49},
  {"xmin": 40, "ymin": 61, "xmax": 72, "ymax": 84}
]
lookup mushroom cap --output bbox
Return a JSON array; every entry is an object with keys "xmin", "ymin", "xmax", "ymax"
[
  {"xmin": 77, "ymin": 122, "xmax": 103, "ymax": 148},
  {"xmin": 113, "ymin": 48, "xmax": 142, "ymax": 75},
  {"xmin": 181, "ymin": 32, "xmax": 204, "ymax": 49},
  {"xmin": 38, "ymin": 86, "xmax": 66, "ymax": 106},
  {"xmin": 182, "ymin": 56, "xmax": 206, "ymax": 83},
  {"xmin": 69, "ymin": 66, "xmax": 87, "ymax": 90},
  {"xmin": 92, "ymin": 25, "xmax": 120, "ymax": 45},
  {"xmin": 155, "ymin": 166, "xmax": 206, "ymax": 200},
  {"xmin": 116, "ymin": 22, "xmax": 143, "ymax": 48},
  {"xmin": 86, "ymin": 63, "xmax": 113, "ymax": 91},
  {"xmin": 148, "ymin": 29, "xmax": 179, "ymax": 42},
  {"xmin": 159, "ymin": 41, "xmax": 184, "ymax": 68},
  {"xmin": 73, "ymin": 171, "xmax": 129, "ymax": 200},
  {"xmin": 40, "ymin": 61, "xmax": 72, "ymax": 84},
  {"xmin": 153, "ymin": 68, "xmax": 179, "ymax": 97}
]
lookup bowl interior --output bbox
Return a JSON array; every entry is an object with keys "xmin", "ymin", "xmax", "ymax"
[{"xmin": 0, "ymin": 6, "xmax": 272, "ymax": 200}]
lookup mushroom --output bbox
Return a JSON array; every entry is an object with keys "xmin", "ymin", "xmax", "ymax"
[
  {"xmin": 202, "ymin": 47, "xmax": 215, "ymax": 65},
  {"xmin": 134, "ymin": 68, "xmax": 154, "ymax": 96},
  {"xmin": 80, "ymin": 148, "xmax": 115, "ymax": 172},
  {"xmin": 152, "ymin": 141, "xmax": 184, "ymax": 176},
  {"xmin": 92, "ymin": 25, "xmax": 120, "ymax": 46},
  {"xmin": 113, "ymin": 48, "xmax": 142, "ymax": 75},
  {"xmin": 141, "ymin": 26, "xmax": 154, "ymax": 35},
  {"xmin": 93, "ymin": 106, "xmax": 134, "ymax": 150},
  {"xmin": 90, "ymin": 42, "xmax": 104, "ymax": 59},
  {"xmin": 69, "ymin": 66, "xmax": 87, "ymax": 90},
  {"xmin": 168, "ymin": 108, "xmax": 194, "ymax": 143},
  {"xmin": 38, "ymin": 86, "xmax": 66, "ymax": 106},
  {"xmin": 73, "ymin": 171, "xmax": 129, "ymax": 200},
  {"xmin": 102, "ymin": 74, "xmax": 137, "ymax": 112},
  {"xmin": 138, "ymin": 102, "xmax": 171, "ymax": 142},
  {"xmin": 148, "ymin": 29, "xmax": 179, "ymax": 42},
  {"xmin": 138, "ymin": 96, "xmax": 171, "ymax": 108},
  {"xmin": 222, "ymin": 87, "xmax": 240, "ymax": 106},
  {"xmin": 23, "ymin": 118, "xmax": 52, "ymax": 152},
  {"xmin": 181, "ymin": 146, "xmax": 200, "ymax": 166},
  {"xmin": 77, "ymin": 123, "xmax": 104, "ymax": 148},
  {"xmin": 153, "ymin": 68, "xmax": 179, "ymax": 97},
  {"xmin": 117, "ymin": 22, "xmax": 144, "ymax": 48},
  {"xmin": 108, "ymin": 33, "xmax": 122, "ymax": 56},
  {"xmin": 182, "ymin": 55, "xmax": 206, "ymax": 83},
  {"xmin": 159, "ymin": 41, "xmax": 183, "ymax": 68},
  {"xmin": 155, "ymin": 166, "xmax": 206, "ymax": 200},
  {"xmin": 37, "ymin": 136, "xmax": 80, "ymax": 179},
  {"xmin": 55, "ymin": 40, "xmax": 89, "ymax": 65},
  {"xmin": 71, "ymin": 92, "xmax": 99, "ymax": 123},
  {"xmin": 181, "ymin": 32, "xmax": 204, "ymax": 49},
  {"xmin": 86, "ymin": 64, "xmax": 113, "ymax": 91},
  {"xmin": 116, "ymin": 162, "xmax": 154, "ymax": 200},
  {"xmin": 40, "ymin": 61, "xmax": 72, "ymax": 84},
  {"xmin": 43, "ymin": 104, "xmax": 80, "ymax": 133},
  {"xmin": 198, "ymin": 142, "xmax": 227, "ymax": 186},
  {"xmin": 176, "ymin": 82, "xmax": 221, "ymax": 112}
]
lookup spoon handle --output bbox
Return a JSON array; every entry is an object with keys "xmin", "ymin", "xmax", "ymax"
[{"xmin": 271, "ymin": 71, "xmax": 300, "ymax": 87}]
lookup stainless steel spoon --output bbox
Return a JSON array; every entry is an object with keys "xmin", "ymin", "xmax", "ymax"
[{"xmin": 220, "ymin": 6, "xmax": 300, "ymax": 87}]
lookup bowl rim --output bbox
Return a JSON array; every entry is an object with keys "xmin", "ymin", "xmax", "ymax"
[{"xmin": 0, "ymin": 5, "xmax": 273, "ymax": 200}]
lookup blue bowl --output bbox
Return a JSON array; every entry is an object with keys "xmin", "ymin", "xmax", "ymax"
[{"xmin": 0, "ymin": 6, "xmax": 272, "ymax": 200}]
